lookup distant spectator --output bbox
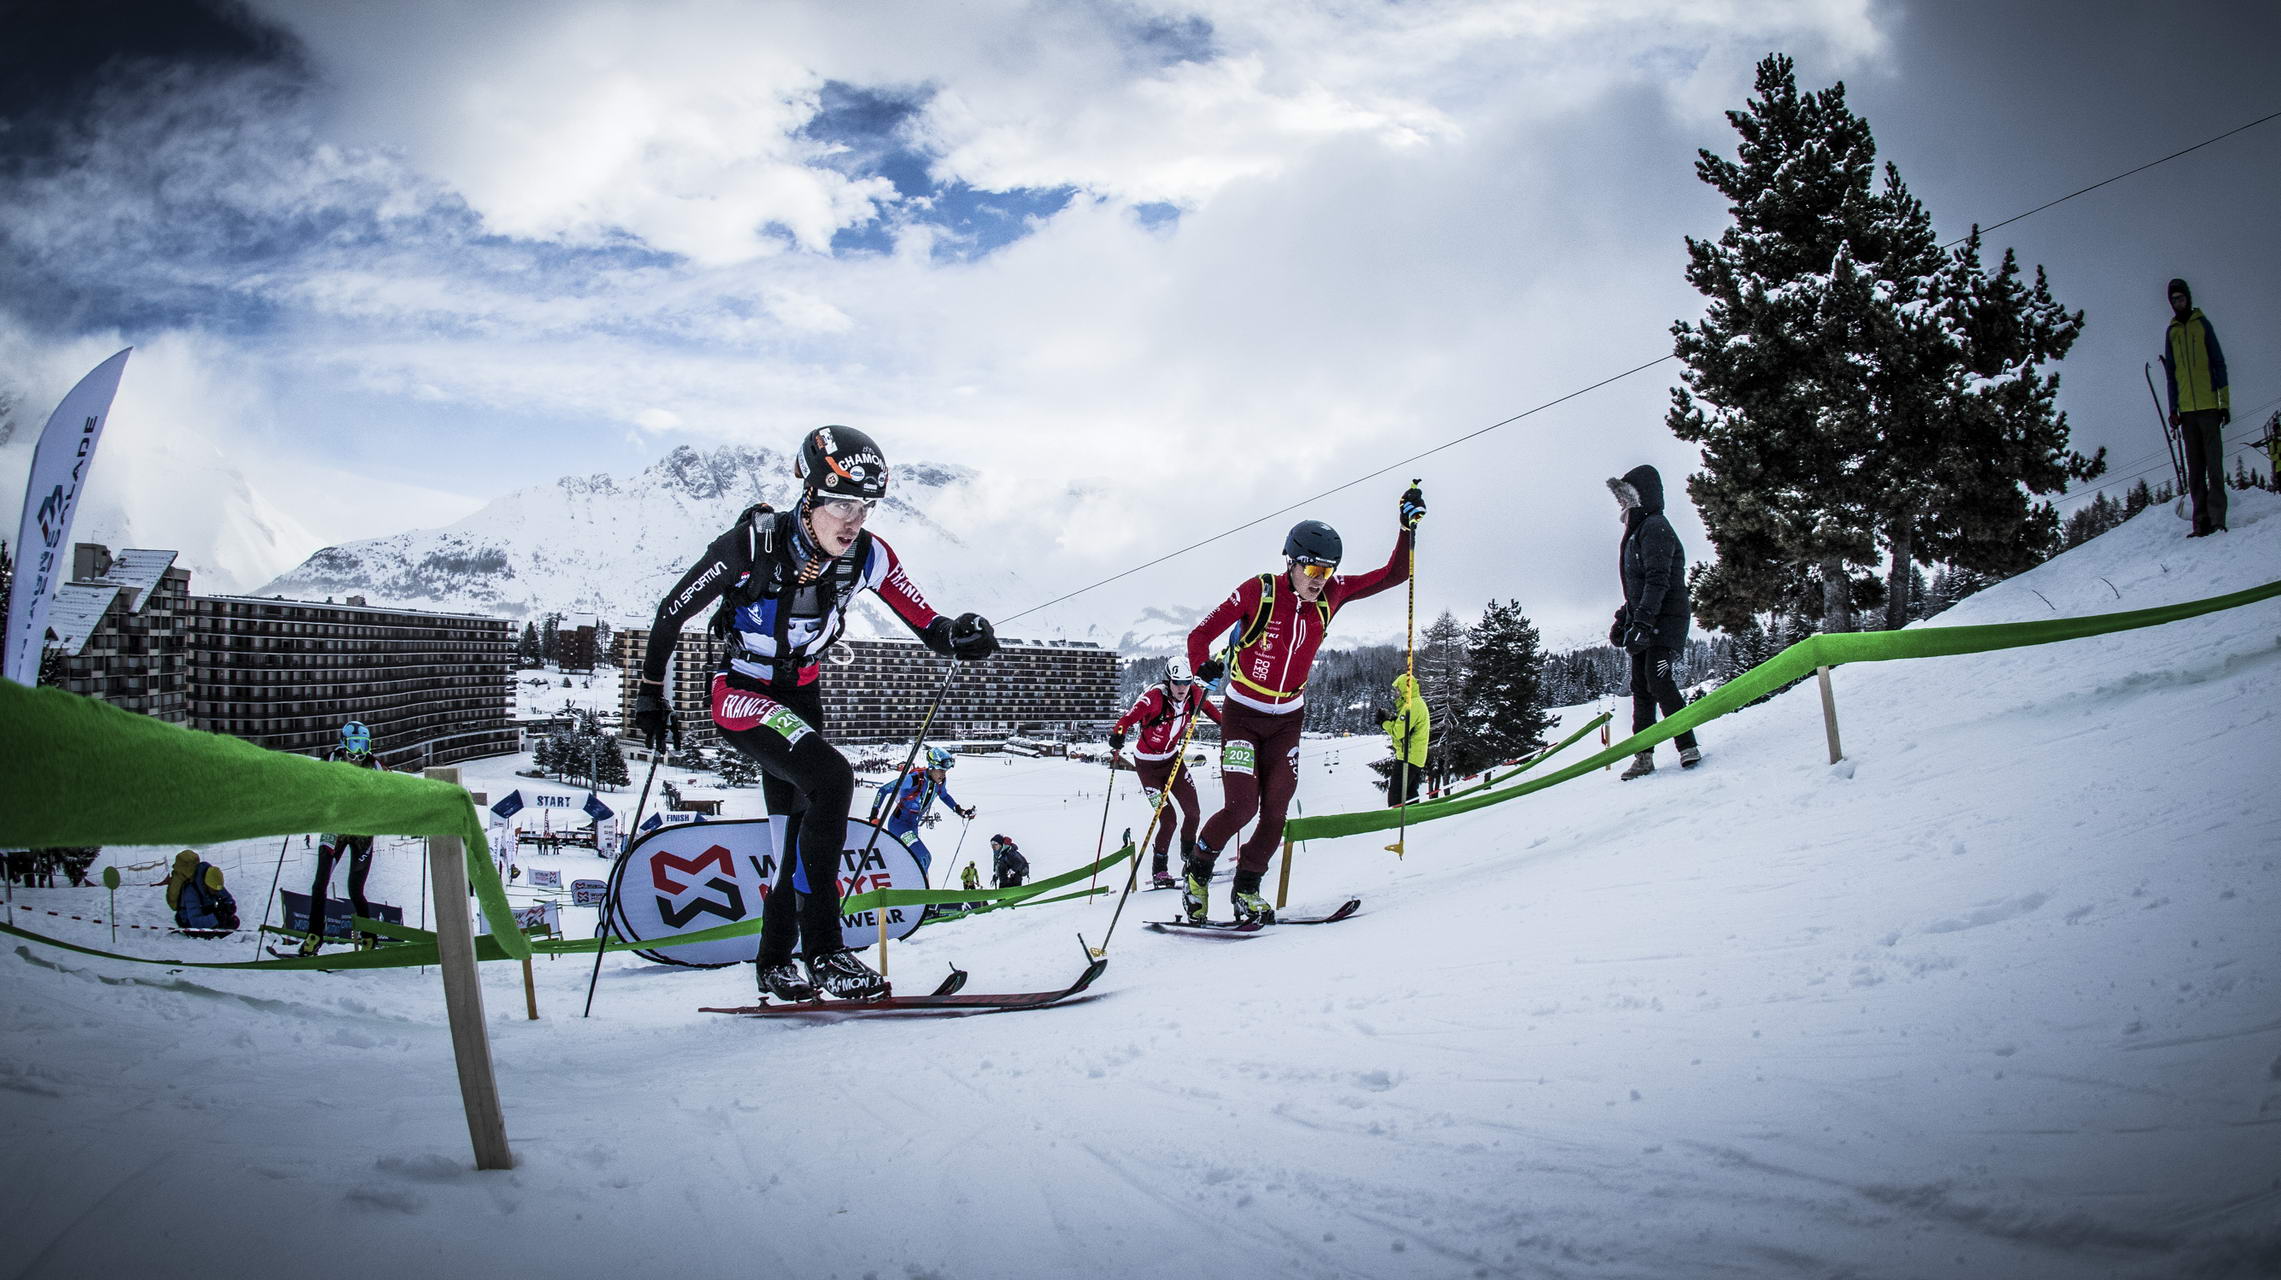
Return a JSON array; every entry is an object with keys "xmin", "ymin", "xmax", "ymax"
[
  {"xmin": 990, "ymin": 835, "xmax": 1030, "ymax": 889},
  {"xmin": 1374, "ymin": 673, "xmax": 1429, "ymax": 806},
  {"xmin": 2161, "ymin": 278, "xmax": 2231, "ymax": 536},
  {"xmin": 166, "ymin": 850, "xmax": 240, "ymax": 933},
  {"xmin": 1608, "ymin": 465, "xmax": 1703, "ymax": 780}
]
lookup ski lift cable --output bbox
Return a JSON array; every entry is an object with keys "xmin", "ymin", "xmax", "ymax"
[{"xmin": 999, "ymin": 108, "xmax": 2281, "ymax": 626}]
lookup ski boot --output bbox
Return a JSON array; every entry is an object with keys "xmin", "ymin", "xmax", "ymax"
[
  {"xmin": 1151, "ymin": 872, "xmax": 1179, "ymax": 890},
  {"xmin": 295, "ymin": 934, "xmax": 324, "ymax": 958},
  {"xmin": 1179, "ymin": 849, "xmax": 1215, "ymax": 924},
  {"xmin": 1678, "ymin": 746, "xmax": 1703, "ymax": 770},
  {"xmin": 805, "ymin": 948, "xmax": 889, "ymax": 1000},
  {"xmin": 756, "ymin": 957, "xmax": 818, "ymax": 1003},
  {"xmin": 352, "ymin": 930, "xmax": 381, "ymax": 951},
  {"xmin": 1230, "ymin": 869, "xmax": 1275, "ymax": 926},
  {"xmin": 1619, "ymin": 751, "xmax": 1655, "ymax": 781}
]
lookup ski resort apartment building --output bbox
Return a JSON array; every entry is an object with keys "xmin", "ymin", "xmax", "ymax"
[
  {"xmin": 42, "ymin": 544, "xmax": 195, "ymax": 724},
  {"xmin": 187, "ymin": 594, "xmax": 518, "ymax": 767},
  {"xmin": 615, "ymin": 629, "xmax": 1120, "ymax": 749}
]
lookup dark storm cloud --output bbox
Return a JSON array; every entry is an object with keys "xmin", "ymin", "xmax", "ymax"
[{"xmin": 0, "ymin": 0, "xmax": 303, "ymax": 167}]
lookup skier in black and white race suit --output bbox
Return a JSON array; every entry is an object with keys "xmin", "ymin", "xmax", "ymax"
[
  {"xmin": 632, "ymin": 426, "xmax": 999, "ymax": 1001},
  {"xmin": 299, "ymin": 720, "xmax": 387, "ymax": 955}
]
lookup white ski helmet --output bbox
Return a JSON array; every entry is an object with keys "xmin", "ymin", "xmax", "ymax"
[{"xmin": 1164, "ymin": 657, "xmax": 1193, "ymax": 686}]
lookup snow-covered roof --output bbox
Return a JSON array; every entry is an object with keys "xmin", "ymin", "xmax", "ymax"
[
  {"xmin": 46, "ymin": 582, "xmax": 122, "ymax": 656},
  {"xmin": 98, "ymin": 548, "xmax": 180, "ymax": 611}
]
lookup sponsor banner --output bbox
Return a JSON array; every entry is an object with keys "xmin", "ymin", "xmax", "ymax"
[
  {"xmin": 530, "ymin": 867, "xmax": 562, "ymax": 889},
  {"xmin": 570, "ymin": 878, "xmax": 608, "ymax": 908},
  {"xmin": 532, "ymin": 793, "xmax": 577, "ymax": 807},
  {"xmin": 605, "ymin": 816, "xmax": 924, "ymax": 967},
  {"xmin": 5, "ymin": 349, "xmax": 131, "ymax": 686},
  {"xmin": 278, "ymin": 890, "xmax": 405, "ymax": 939}
]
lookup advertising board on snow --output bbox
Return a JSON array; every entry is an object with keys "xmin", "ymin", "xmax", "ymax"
[{"xmin": 604, "ymin": 817, "xmax": 924, "ymax": 967}]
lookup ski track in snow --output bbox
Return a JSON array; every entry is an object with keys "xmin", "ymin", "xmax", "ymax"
[{"xmin": 3, "ymin": 492, "xmax": 2280, "ymax": 1278}]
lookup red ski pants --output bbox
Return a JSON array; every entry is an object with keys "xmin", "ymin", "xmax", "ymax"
[
  {"xmin": 1197, "ymin": 700, "xmax": 1304, "ymax": 875},
  {"xmin": 1134, "ymin": 756, "xmax": 1202, "ymax": 871}
]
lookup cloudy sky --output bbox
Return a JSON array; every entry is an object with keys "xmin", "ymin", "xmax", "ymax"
[{"xmin": 4, "ymin": 0, "xmax": 2277, "ymax": 647}]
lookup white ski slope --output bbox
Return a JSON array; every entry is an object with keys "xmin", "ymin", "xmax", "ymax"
[{"xmin": 4, "ymin": 491, "xmax": 2278, "ymax": 1279}]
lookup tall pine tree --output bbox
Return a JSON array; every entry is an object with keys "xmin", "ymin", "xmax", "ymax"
[
  {"xmin": 1669, "ymin": 53, "xmax": 1888, "ymax": 635},
  {"xmin": 1459, "ymin": 600, "xmax": 1551, "ymax": 767},
  {"xmin": 1417, "ymin": 611, "xmax": 1472, "ymax": 772}
]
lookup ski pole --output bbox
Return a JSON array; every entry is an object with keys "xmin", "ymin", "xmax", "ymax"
[
  {"xmin": 584, "ymin": 745, "xmax": 663, "ymax": 1018},
  {"xmin": 943, "ymin": 810, "xmax": 974, "ymax": 891},
  {"xmin": 1093, "ymin": 643, "xmax": 1230, "ymax": 957},
  {"xmin": 859, "ymin": 656, "xmax": 963, "ymax": 985},
  {"xmin": 2144, "ymin": 363, "xmax": 2188, "ymax": 497},
  {"xmin": 1088, "ymin": 762, "xmax": 1117, "ymax": 893},
  {"xmin": 1386, "ymin": 487, "xmax": 1420, "ymax": 858},
  {"xmin": 250, "ymin": 832, "xmax": 293, "ymax": 960}
]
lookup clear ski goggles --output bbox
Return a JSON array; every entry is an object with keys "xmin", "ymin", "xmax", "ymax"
[
  {"xmin": 812, "ymin": 495, "xmax": 878, "ymax": 522},
  {"xmin": 1290, "ymin": 559, "xmax": 1338, "ymax": 580}
]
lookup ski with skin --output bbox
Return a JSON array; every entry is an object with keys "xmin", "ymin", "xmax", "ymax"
[
  {"xmin": 1147, "ymin": 897, "xmax": 1362, "ymax": 934},
  {"xmin": 699, "ymin": 957, "xmax": 1104, "ymax": 1017}
]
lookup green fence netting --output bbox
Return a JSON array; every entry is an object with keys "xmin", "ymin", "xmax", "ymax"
[
  {"xmin": 0, "ymin": 680, "xmax": 524, "ymax": 960},
  {"xmin": 1281, "ymin": 576, "xmax": 2281, "ymax": 842}
]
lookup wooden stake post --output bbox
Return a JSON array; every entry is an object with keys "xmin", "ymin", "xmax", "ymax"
[
  {"xmin": 426, "ymin": 768, "xmax": 514, "ymax": 1171},
  {"xmin": 1816, "ymin": 666, "xmax": 1845, "ymax": 765}
]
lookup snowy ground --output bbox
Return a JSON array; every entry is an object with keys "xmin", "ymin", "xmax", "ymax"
[
  {"xmin": 5, "ymin": 491, "xmax": 2279, "ymax": 1279},
  {"xmin": 513, "ymin": 662, "xmax": 622, "ymax": 723}
]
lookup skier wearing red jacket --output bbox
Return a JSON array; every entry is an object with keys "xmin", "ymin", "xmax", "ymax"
[
  {"xmin": 1180, "ymin": 485, "xmax": 1425, "ymax": 923},
  {"xmin": 1109, "ymin": 658, "xmax": 1223, "ymax": 887}
]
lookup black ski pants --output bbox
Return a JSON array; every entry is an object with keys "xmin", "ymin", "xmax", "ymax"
[
  {"xmin": 309, "ymin": 835, "xmax": 374, "ymax": 937},
  {"xmin": 1630, "ymin": 647, "xmax": 1698, "ymax": 753},
  {"xmin": 2179, "ymin": 409, "xmax": 2228, "ymax": 534},
  {"xmin": 709, "ymin": 675, "xmax": 855, "ymax": 966}
]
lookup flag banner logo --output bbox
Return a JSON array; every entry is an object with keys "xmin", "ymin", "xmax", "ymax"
[
  {"xmin": 605, "ymin": 816, "xmax": 922, "ymax": 967},
  {"xmin": 5, "ymin": 349, "xmax": 130, "ymax": 685}
]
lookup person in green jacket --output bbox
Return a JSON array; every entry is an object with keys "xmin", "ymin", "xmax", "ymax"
[
  {"xmin": 2161, "ymin": 277, "xmax": 2231, "ymax": 537},
  {"xmin": 1376, "ymin": 672, "xmax": 1430, "ymax": 807}
]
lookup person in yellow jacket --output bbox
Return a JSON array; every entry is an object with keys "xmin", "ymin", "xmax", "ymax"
[
  {"xmin": 2161, "ymin": 277, "xmax": 2231, "ymax": 537},
  {"xmin": 1376, "ymin": 673, "xmax": 1431, "ymax": 807},
  {"xmin": 165, "ymin": 849, "xmax": 239, "ymax": 932}
]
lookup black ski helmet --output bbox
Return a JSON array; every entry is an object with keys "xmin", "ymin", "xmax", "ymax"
[
  {"xmin": 1283, "ymin": 519, "xmax": 1342, "ymax": 565},
  {"xmin": 795, "ymin": 425, "xmax": 889, "ymax": 501}
]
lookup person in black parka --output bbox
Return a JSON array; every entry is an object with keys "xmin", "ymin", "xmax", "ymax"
[{"xmin": 1607, "ymin": 464, "xmax": 1701, "ymax": 779}]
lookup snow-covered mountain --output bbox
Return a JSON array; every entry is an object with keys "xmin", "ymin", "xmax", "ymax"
[{"xmin": 257, "ymin": 443, "xmax": 1035, "ymax": 635}]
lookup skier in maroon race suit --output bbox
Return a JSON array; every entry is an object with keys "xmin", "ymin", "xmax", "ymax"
[
  {"xmin": 1109, "ymin": 657, "xmax": 1223, "ymax": 888},
  {"xmin": 1180, "ymin": 484, "xmax": 1426, "ymax": 923}
]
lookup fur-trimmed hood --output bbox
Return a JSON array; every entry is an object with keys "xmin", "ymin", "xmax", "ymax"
[{"xmin": 1606, "ymin": 464, "xmax": 1665, "ymax": 516}]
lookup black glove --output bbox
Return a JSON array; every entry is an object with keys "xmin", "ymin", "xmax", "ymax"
[
  {"xmin": 1608, "ymin": 608, "xmax": 1628, "ymax": 648},
  {"xmin": 1622, "ymin": 621, "xmax": 1656, "ymax": 654},
  {"xmin": 1196, "ymin": 656, "xmax": 1225, "ymax": 683},
  {"xmin": 632, "ymin": 690, "xmax": 674, "ymax": 751},
  {"xmin": 1399, "ymin": 485, "xmax": 1426, "ymax": 530},
  {"xmin": 1372, "ymin": 706, "xmax": 1392, "ymax": 724},
  {"xmin": 958, "ymin": 806, "xmax": 977, "ymax": 820},
  {"xmin": 1108, "ymin": 730, "xmax": 1126, "ymax": 752},
  {"xmin": 948, "ymin": 612, "xmax": 997, "ymax": 660},
  {"xmin": 2220, "ymin": 408, "xmax": 2232, "ymax": 426}
]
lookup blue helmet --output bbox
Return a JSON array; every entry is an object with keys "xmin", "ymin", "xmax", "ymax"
[
  {"xmin": 340, "ymin": 721, "xmax": 372, "ymax": 753},
  {"xmin": 926, "ymin": 747, "xmax": 954, "ymax": 769}
]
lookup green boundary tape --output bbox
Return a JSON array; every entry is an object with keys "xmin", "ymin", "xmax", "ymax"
[
  {"xmin": 1, "ymin": 680, "xmax": 524, "ymax": 963},
  {"xmin": 1282, "ymin": 576, "xmax": 2281, "ymax": 842}
]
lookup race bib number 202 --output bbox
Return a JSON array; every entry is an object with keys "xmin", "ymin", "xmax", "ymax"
[{"xmin": 1221, "ymin": 740, "xmax": 1257, "ymax": 775}]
